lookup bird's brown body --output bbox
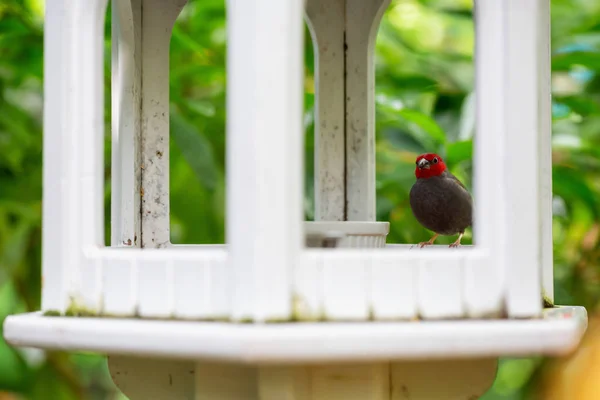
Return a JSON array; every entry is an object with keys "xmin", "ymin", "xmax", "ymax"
[
  {"xmin": 409, "ymin": 153, "xmax": 473, "ymax": 247},
  {"xmin": 409, "ymin": 170, "xmax": 472, "ymax": 236}
]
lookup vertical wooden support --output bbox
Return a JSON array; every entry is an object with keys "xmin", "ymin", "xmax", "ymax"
[
  {"xmin": 305, "ymin": 0, "xmax": 346, "ymax": 221},
  {"xmin": 41, "ymin": 0, "xmax": 69, "ymax": 311},
  {"xmin": 112, "ymin": 0, "xmax": 142, "ymax": 248},
  {"xmin": 345, "ymin": 0, "xmax": 390, "ymax": 221},
  {"xmin": 538, "ymin": 0, "xmax": 554, "ymax": 304},
  {"xmin": 140, "ymin": 0, "xmax": 188, "ymax": 248},
  {"xmin": 465, "ymin": 0, "xmax": 507, "ymax": 318},
  {"xmin": 505, "ymin": 0, "xmax": 544, "ymax": 318},
  {"xmin": 227, "ymin": 0, "xmax": 305, "ymax": 321},
  {"xmin": 43, "ymin": 0, "xmax": 108, "ymax": 311}
]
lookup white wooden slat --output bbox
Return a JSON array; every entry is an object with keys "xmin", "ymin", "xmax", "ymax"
[
  {"xmin": 102, "ymin": 257, "xmax": 138, "ymax": 316},
  {"xmin": 41, "ymin": 0, "xmax": 69, "ymax": 311},
  {"xmin": 111, "ymin": 0, "xmax": 142, "ymax": 248},
  {"xmin": 305, "ymin": 0, "xmax": 346, "ymax": 221},
  {"xmin": 140, "ymin": 0, "xmax": 188, "ymax": 248},
  {"xmin": 370, "ymin": 252, "xmax": 417, "ymax": 320},
  {"xmin": 417, "ymin": 255, "xmax": 464, "ymax": 319},
  {"xmin": 505, "ymin": 0, "xmax": 543, "ymax": 318},
  {"xmin": 209, "ymin": 256, "xmax": 230, "ymax": 319},
  {"xmin": 465, "ymin": 0, "xmax": 507, "ymax": 318},
  {"xmin": 293, "ymin": 252, "xmax": 323, "ymax": 321},
  {"xmin": 538, "ymin": 0, "xmax": 554, "ymax": 304},
  {"xmin": 138, "ymin": 260, "xmax": 173, "ymax": 318},
  {"xmin": 79, "ymin": 258, "xmax": 102, "ymax": 313},
  {"xmin": 322, "ymin": 252, "xmax": 369, "ymax": 320},
  {"xmin": 172, "ymin": 258, "xmax": 210, "ymax": 319},
  {"xmin": 172, "ymin": 254, "xmax": 229, "ymax": 320},
  {"xmin": 345, "ymin": 0, "xmax": 390, "ymax": 221},
  {"xmin": 227, "ymin": 0, "xmax": 304, "ymax": 321}
]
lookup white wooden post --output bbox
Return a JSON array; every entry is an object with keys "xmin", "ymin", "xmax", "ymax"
[
  {"xmin": 464, "ymin": 0, "xmax": 507, "ymax": 318},
  {"xmin": 345, "ymin": 0, "xmax": 390, "ymax": 221},
  {"xmin": 140, "ymin": 0, "xmax": 188, "ymax": 249},
  {"xmin": 505, "ymin": 0, "xmax": 546, "ymax": 318},
  {"xmin": 42, "ymin": 0, "xmax": 109, "ymax": 312},
  {"xmin": 227, "ymin": 0, "xmax": 305, "ymax": 321},
  {"xmin": 305, "ymin": 0, "xmax": 346, "ymax": 221},
  {"xmin": 111, "ymin": 0, "xmax": 142, "ymax": 248},
  {"xmin": 41, "ymin": 0, "xmax": 70, "ymax": 311}
]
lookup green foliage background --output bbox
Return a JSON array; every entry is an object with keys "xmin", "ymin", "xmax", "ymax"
[{"xmin": 1, "ymin": 0, "xmax": 600, "ymax": 398}]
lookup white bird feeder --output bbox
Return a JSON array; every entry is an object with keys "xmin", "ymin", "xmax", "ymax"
[{"xmin": 3, "ymin": 0, "xmax": 588, "ymax": 399}]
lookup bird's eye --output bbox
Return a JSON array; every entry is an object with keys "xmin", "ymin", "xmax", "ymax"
[{"xmin": 432, "ymin": 157, "xmax": 438, "ymax": 164}]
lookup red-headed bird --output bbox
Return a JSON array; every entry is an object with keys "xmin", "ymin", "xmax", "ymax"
[{"xmin": 409, "ymin": 153, "xmax": 472, "ymax": 248}]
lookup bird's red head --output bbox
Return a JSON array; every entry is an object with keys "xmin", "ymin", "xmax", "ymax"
[{"xmin": 414, "ymin": 153, "xmax": 447, "ymax": 179}]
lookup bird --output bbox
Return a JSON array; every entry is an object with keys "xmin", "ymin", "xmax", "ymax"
[{"xmin": 409, "ymin": 153, "xmax": 473, "ymax": 248}]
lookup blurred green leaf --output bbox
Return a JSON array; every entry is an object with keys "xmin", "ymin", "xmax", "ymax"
[{"xmin": 170, "ymin": 109, "xmax": 219, "ymax": 191}]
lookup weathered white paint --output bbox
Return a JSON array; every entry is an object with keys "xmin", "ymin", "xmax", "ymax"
[
  {"xmin": 505, "ymin": 0, "xmax": 544, "ymax": 318},
  {"xmin": 345, "ymin": 0, "xmax": 390, "ymax": 221},
  {"xmin": 140, "ymin": 0, "xmax": 188, "ymax": 249},
  {"xmin": 226, "ymin": 0, "xmax": 305, "ymax": 322},
  {"xmin": 111, "ymin": 0, "xmax": 142, "ymax": 248},
  {"xmin": 109, "ymin": 356, "xmax": 195, "ymax": 400},
  {"xmin": 4, "ymin": 307, "xmax": 586, "ymax": 362},
  {"xmin": 305, "ymin": 0, "xmax": 346, "ymax": 221}
]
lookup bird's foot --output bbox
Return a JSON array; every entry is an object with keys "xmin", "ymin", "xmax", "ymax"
[
  {"xmin": 417, "ymin": 233, "xmax": 439, "ymax": 248},
  {"xmin": 448, "ymin": 233, "xmax": 464, "ymax": 248}
]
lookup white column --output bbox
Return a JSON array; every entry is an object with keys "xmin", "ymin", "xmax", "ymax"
[
  {"xmin": 140, "ymin": 0, "xmax": 188, "ymax": 248},
  {"xmin": 227, "ymin": 0, "xmax": 305, "ymax": 321},
  {"xmin": 345, "ymin": 0, "xmax": 390, "ymax": 221},
  {"xmin": 504, "ymin": 0, "xmax": 545, "ymax": 318},
  {"xmin": 41, "ymin": 0, "xmax": 71, "ymax": 311},
  {"xmin": 111, "ymin": 0, "xmax": 142, "ymax": 248},
  {"xmin": 305, "ymin": 0, "xmax": 346, "ymax": 221}
]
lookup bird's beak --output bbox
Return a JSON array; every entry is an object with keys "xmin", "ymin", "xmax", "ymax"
[{"xmin": 417, "ymin": 159, "xmax": 430, "ymax": 169}]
